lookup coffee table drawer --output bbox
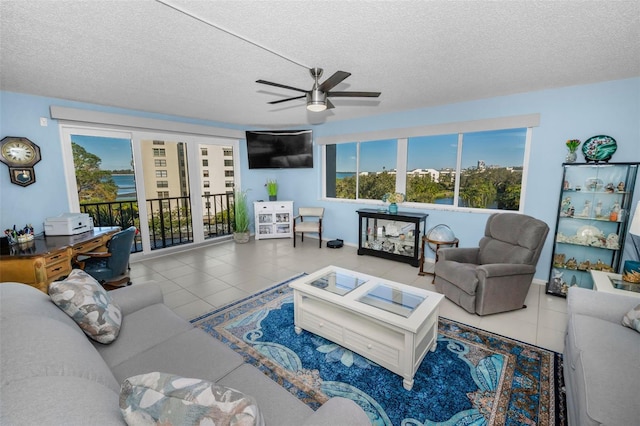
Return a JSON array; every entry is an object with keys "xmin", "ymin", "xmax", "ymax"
[
  {"xmin": 299, "ymin": 309, "xmax": 343, "ymax": 343},
  {"xmin": 344, "ymin": 329, "xmax": 400, "ymax": 368}
]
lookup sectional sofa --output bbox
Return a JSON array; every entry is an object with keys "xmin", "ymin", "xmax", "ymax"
[
  {"xmin": 564, "ymin": 287, "xmax": 640, "ymax": 425},
  {"xmin": 0, "ymin": 280, "xmax": 370, "ymax": 425}
]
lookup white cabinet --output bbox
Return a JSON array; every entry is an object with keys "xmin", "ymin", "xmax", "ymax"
[{"xmin": 254, "ymin": 201, "xmax": 293, "ymax": 240}]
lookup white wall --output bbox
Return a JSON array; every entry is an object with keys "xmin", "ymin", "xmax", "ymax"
[{"xmin": 2, "ymin": 77, "xmax": 639, "ymax": 282}]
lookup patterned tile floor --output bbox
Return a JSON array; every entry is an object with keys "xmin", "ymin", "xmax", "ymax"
[{"xmin": 130, "ymin": 237, "xmax": 567, "ymax": 353}]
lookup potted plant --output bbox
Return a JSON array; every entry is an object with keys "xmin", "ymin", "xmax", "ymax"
[
  {"xmin": 265, "ymin": 179, "xmax": 278, "ymax": 201},
  {"xmin": 232, "ymin": 189, "xmax": 250, "ymax": 243}
]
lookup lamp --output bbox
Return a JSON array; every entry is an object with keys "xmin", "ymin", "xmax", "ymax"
[
  {"xmin": 622, "ymin": 201, "xmax": 640, "ymax": 282},
  {"xmin": 306, "ymin": 89, "xmax": 327, "ymax": 112},
  {"xmin": 628, "ymin": 200, "xmax": 640, "ymax": 258}
]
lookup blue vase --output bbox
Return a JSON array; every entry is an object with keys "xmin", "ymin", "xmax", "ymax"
[{"xmin": 389, "ymin": 203, "xmax": 398, "ymax": 214}]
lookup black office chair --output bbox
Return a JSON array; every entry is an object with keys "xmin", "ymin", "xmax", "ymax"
[{"xmin": 76, "ymin": 226, "xmax": 136, "ymax": 289}]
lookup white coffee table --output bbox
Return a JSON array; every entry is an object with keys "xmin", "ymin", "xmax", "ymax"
[
  {"xmin": 289, "ymin": 265, "xmax": 444, "ymax": 390},
  {"xmin": 590, "ymin": 270, "xmax": 640, "ymax": 298}
]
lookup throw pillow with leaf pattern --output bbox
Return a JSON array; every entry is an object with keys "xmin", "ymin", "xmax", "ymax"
[
  {"xmin": 120, "ymin": 372, "xmax": 264, "ymax": 426},
  {"xmin": 49, "ymin": 269, "xmax": 122, "ymax": 344}
]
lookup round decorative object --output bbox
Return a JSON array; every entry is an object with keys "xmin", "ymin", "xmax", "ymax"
[
  {"xmin": 0, "ymin": 137, "xmax": 41, "ymax": 187},
  {"xmin": 582, "ymin": 135, "xmax": 617, "ymax": 163},
  {"xmin": 388, "ymin": 203, "xmax": 398, "ymax": 214},
  {"xmin": 0, "ymin": 136, "xmax": 41, "ymax": 166},
  {"xmin": 426, "ymin": 224, "xmax": 456, "ymax": 252}
]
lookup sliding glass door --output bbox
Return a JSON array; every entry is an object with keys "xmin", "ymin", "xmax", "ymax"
[{"xmin": 61, "ymin": 125, "xmax": 240, "ymax": 257}]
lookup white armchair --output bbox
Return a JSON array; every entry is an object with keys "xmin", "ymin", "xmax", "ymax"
[{"xmin": 293, "ymin": 207, "xmax": 324, "ymax": 248}]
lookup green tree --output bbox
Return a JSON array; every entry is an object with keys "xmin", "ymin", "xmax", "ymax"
[
  {"xmin": 358, "ymin": 172, "xmax": 395, "ymax": 200},
  {"xmin": 73, "ymin": 142, "xmax": 118, "ymax": 203}
]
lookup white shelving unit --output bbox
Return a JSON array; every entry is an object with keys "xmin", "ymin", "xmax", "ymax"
[{"xmin": 254, "ymin": 201, "xmax": 293, "ymax": 240}]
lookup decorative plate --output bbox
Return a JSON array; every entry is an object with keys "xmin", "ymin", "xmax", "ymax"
[
  {"xmin": 582, "ymin": 135, "xmax": 617, "ymax": 163},
  {"xmin": 577, "ymin": 225, "xmax": 602, "ymax": 238}
]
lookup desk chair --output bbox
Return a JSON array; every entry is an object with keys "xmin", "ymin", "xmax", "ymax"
[
  {"xmin": 434, "ymin": 213, "xmax": 548, "ymax": 315},
  {"xmin": 293, "ymin": 207, "xmax": 324, "ymax": 248},
  {"xmin": 75, "ymin": 226, "xmax": 136, "ymax": 289}
]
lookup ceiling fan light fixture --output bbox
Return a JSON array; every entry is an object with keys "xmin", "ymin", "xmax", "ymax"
[{"xmin": 306, "ymin": 90, "xmax": 327, "ymax": 112}]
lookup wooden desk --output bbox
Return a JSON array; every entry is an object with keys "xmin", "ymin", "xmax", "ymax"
[{"xmin": 0, "ymin": 227, "xmax": 120, "ymax": 293}]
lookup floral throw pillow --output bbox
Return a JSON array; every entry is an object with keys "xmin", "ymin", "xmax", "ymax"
[
  {"xmin": 49, "ymin": 269, "xmax": 122, "ymax": 344},
  {"xmin": 120, "ymin": 372, "xmax": 264, "ymax": 426},
  {"xmin": 622, "ymin": 303, "xmax": 640, "ymax": 333}
]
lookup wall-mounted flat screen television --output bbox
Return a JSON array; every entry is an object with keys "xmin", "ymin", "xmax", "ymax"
[{"xmin": 246, "ymin": 130, "xmax": 313, "ymax": 169}]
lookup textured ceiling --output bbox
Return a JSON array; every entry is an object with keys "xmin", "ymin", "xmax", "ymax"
[{"xmin": 1, "ymin": 0, "xmax": 639, "ymax": 128}]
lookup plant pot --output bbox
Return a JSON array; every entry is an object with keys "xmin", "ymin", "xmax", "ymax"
[
  {"xmin": 268, "ymin": 195, "xmax": 277, "ymax": 201},
  {"xmin": 233, "ymin": 231, "xmax": 250, "ymax": 243}
]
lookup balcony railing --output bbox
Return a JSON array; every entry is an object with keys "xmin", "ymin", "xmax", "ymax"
[{"xmin": 80, "ymin": 192, "xmax": 235, "ymax": 252}]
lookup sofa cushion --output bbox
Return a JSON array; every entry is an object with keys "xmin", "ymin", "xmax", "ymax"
[
  {"xmin": 94, "ymin": 303, "xmax": 194, "ymax": 368},
  {"xmin": 573, "ymin": 350, "xmax": 640, "ymax": 426},
  {"xmin": 49, "ymin": 269, "xmax": 122, "ymax": 344},
  {"xmin": 219, "ymin": 364, "xmax": 314, "ymax": 425},
  {"xmin": 0, "ymin": 282, "xmax": 86, "ymax": 335},
  {"xmin": 0, "ymin": 315, "xmax": 120, "ymax": 393},
  {"xmin": 110, "ymin": 328, "xmax": 244, "ymax": 385},
  {"xmin": 622, "ymin": 303, "xmax": 640, "ymax": 332},
  {"xmin": 0, "ymin": 376, "xmax": 123, "ymax": 426},
  {"xmin": 120, "ymin": 372, "xmax": 263, "ymax": 426},
  {"xmin": 565, "ymin": 313, "xmax": 640, "ymax": 370}
]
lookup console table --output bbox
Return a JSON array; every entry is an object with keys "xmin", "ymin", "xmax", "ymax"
[
  {"xmin": 0, "ymin": 227, "xmax": 120, "ymax": 293},
  {"xmin": 357, "ymin": 209, "xmax": 428, "ymax": 267}
]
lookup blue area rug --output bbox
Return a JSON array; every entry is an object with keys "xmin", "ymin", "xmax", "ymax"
[{"xmin": 193, "ymin": 274, "xmax": 566, "ymax": 425}]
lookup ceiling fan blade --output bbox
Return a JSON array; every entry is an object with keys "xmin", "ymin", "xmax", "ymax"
[
  {"xmin": 318, "ymin": 71, "xmax": 351, "ymax": 92},
  {"xmin": 327, "ymin": 91, "xmax": 381, "ymax": 98},
  {"xmin": 256, "ymin": 79, "xmax": 308, "ymax": 93},
  {"xmin": 326, "ymin": 98, "xmax": 335, "ymax": 109},
  {"xmin": 268, "ymin": 95, "xmax": 306, "ymax": 105}
]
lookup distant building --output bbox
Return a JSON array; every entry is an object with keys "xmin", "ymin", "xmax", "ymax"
[
  {"xmin": 407, "ymin": 168, "xmax": 440, "ymax": 182},
  {"xmin": 140, "ymin": 140, "xmax": 234, "ymax": 215}
]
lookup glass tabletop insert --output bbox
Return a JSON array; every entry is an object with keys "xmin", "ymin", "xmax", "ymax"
[
  {"xmin": 357, "ymin": 283, "xmax": 426, "ymax": 317},
  {"xmin": 609, "ymin": 276, "xmax": 640, "ymax": 293},
  {"xmin": 308, "ymin": 271, "xmax": 367, "ymax": 296}
]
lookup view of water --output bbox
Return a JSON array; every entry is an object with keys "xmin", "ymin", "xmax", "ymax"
[
  {"xmin": 337, "ymin": 172, "xmax": 356, "ymax": 179},
  {"xmin": 112, "ymin": 174, "xmax": 136, "ymax": 200}
]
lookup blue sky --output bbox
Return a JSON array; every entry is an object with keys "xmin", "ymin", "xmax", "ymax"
[
  {"xmin": 336, "ymin": 128, "xmax": 527, "ymax": 172},
  {"xmin": 71, "ymin": 135, "xmax": 133, "ymax": 170}
]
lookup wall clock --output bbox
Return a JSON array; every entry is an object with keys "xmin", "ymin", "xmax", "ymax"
[{"xmin": 0, "ymin": 136, "xmax": 42, "ymax": 187}]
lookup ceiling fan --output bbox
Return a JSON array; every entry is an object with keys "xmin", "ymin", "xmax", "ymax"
[{"xmin": 256, "ymin": 68, "xmax": 381, "ymax": 112}]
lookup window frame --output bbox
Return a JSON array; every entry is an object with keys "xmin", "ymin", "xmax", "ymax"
[{"xmin": 320, "ymin": 115, "xmax": 536, "ymax": 213}]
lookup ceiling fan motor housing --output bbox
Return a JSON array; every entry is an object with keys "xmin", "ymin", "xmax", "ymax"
[{"xmin": 307, "ymin": 89, "xmax": 327, "ymax": 111}]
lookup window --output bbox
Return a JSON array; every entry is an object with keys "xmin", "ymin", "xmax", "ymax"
[
  {"xmin": 153, "ymin": 148, "xmax": 165, "ymax": 157},
  {"xmin": 152, "ymin": 140, "xmax": 165, "ymax": 145},
  {"xmin": 224, "ymin": 159, "xmax": 233, "ymax": 167},
  {"xmin": 224, "ymin": 170, "xmax": 234, "ymax": 177},
  {"xmin": 225, "ymin": 182, "xmax": 234, "ymax": 188},
  {"xmin": 201, "ymin": 148, "xmax": 208, "ymax": 156},
  {"xmin": 157, "ymin": 191, "xmax": 169, "ymax": 198},
  {"xmin": 324, "ymin": 125, "xmax": 529, "ymax": 211},
  {"xmin": 157, "ymin": 180, "xmax": 168, "ymax": 188},
  {"xmin": 154, "ymin": 159, "xmax": 166, "ymax": 167},
  {"xmin": 155, "ymin": 170, "xmax": 168, "ymax": 178},
  {"xmin": 203, "ymin": 170, "xmax": 209, "ymax": 177},
  {"xmin": 203, "ymin": 180, "xmax": 210, "ymax": 188},
  {"xmin": 223, "ymin": 149, "xmax": 233, "ymax": 156},
  {"xmin": 202, "ymin": 159, "xmax": 208, "ymax": 167},
  {"xmin": 406, "ymin": 134, "xmax": 458, "ymax": 205}
]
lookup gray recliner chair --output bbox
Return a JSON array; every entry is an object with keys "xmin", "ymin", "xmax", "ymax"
[{"xmin": 434, "ymin": 213, "xmax": 549, "ymax": 316}]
